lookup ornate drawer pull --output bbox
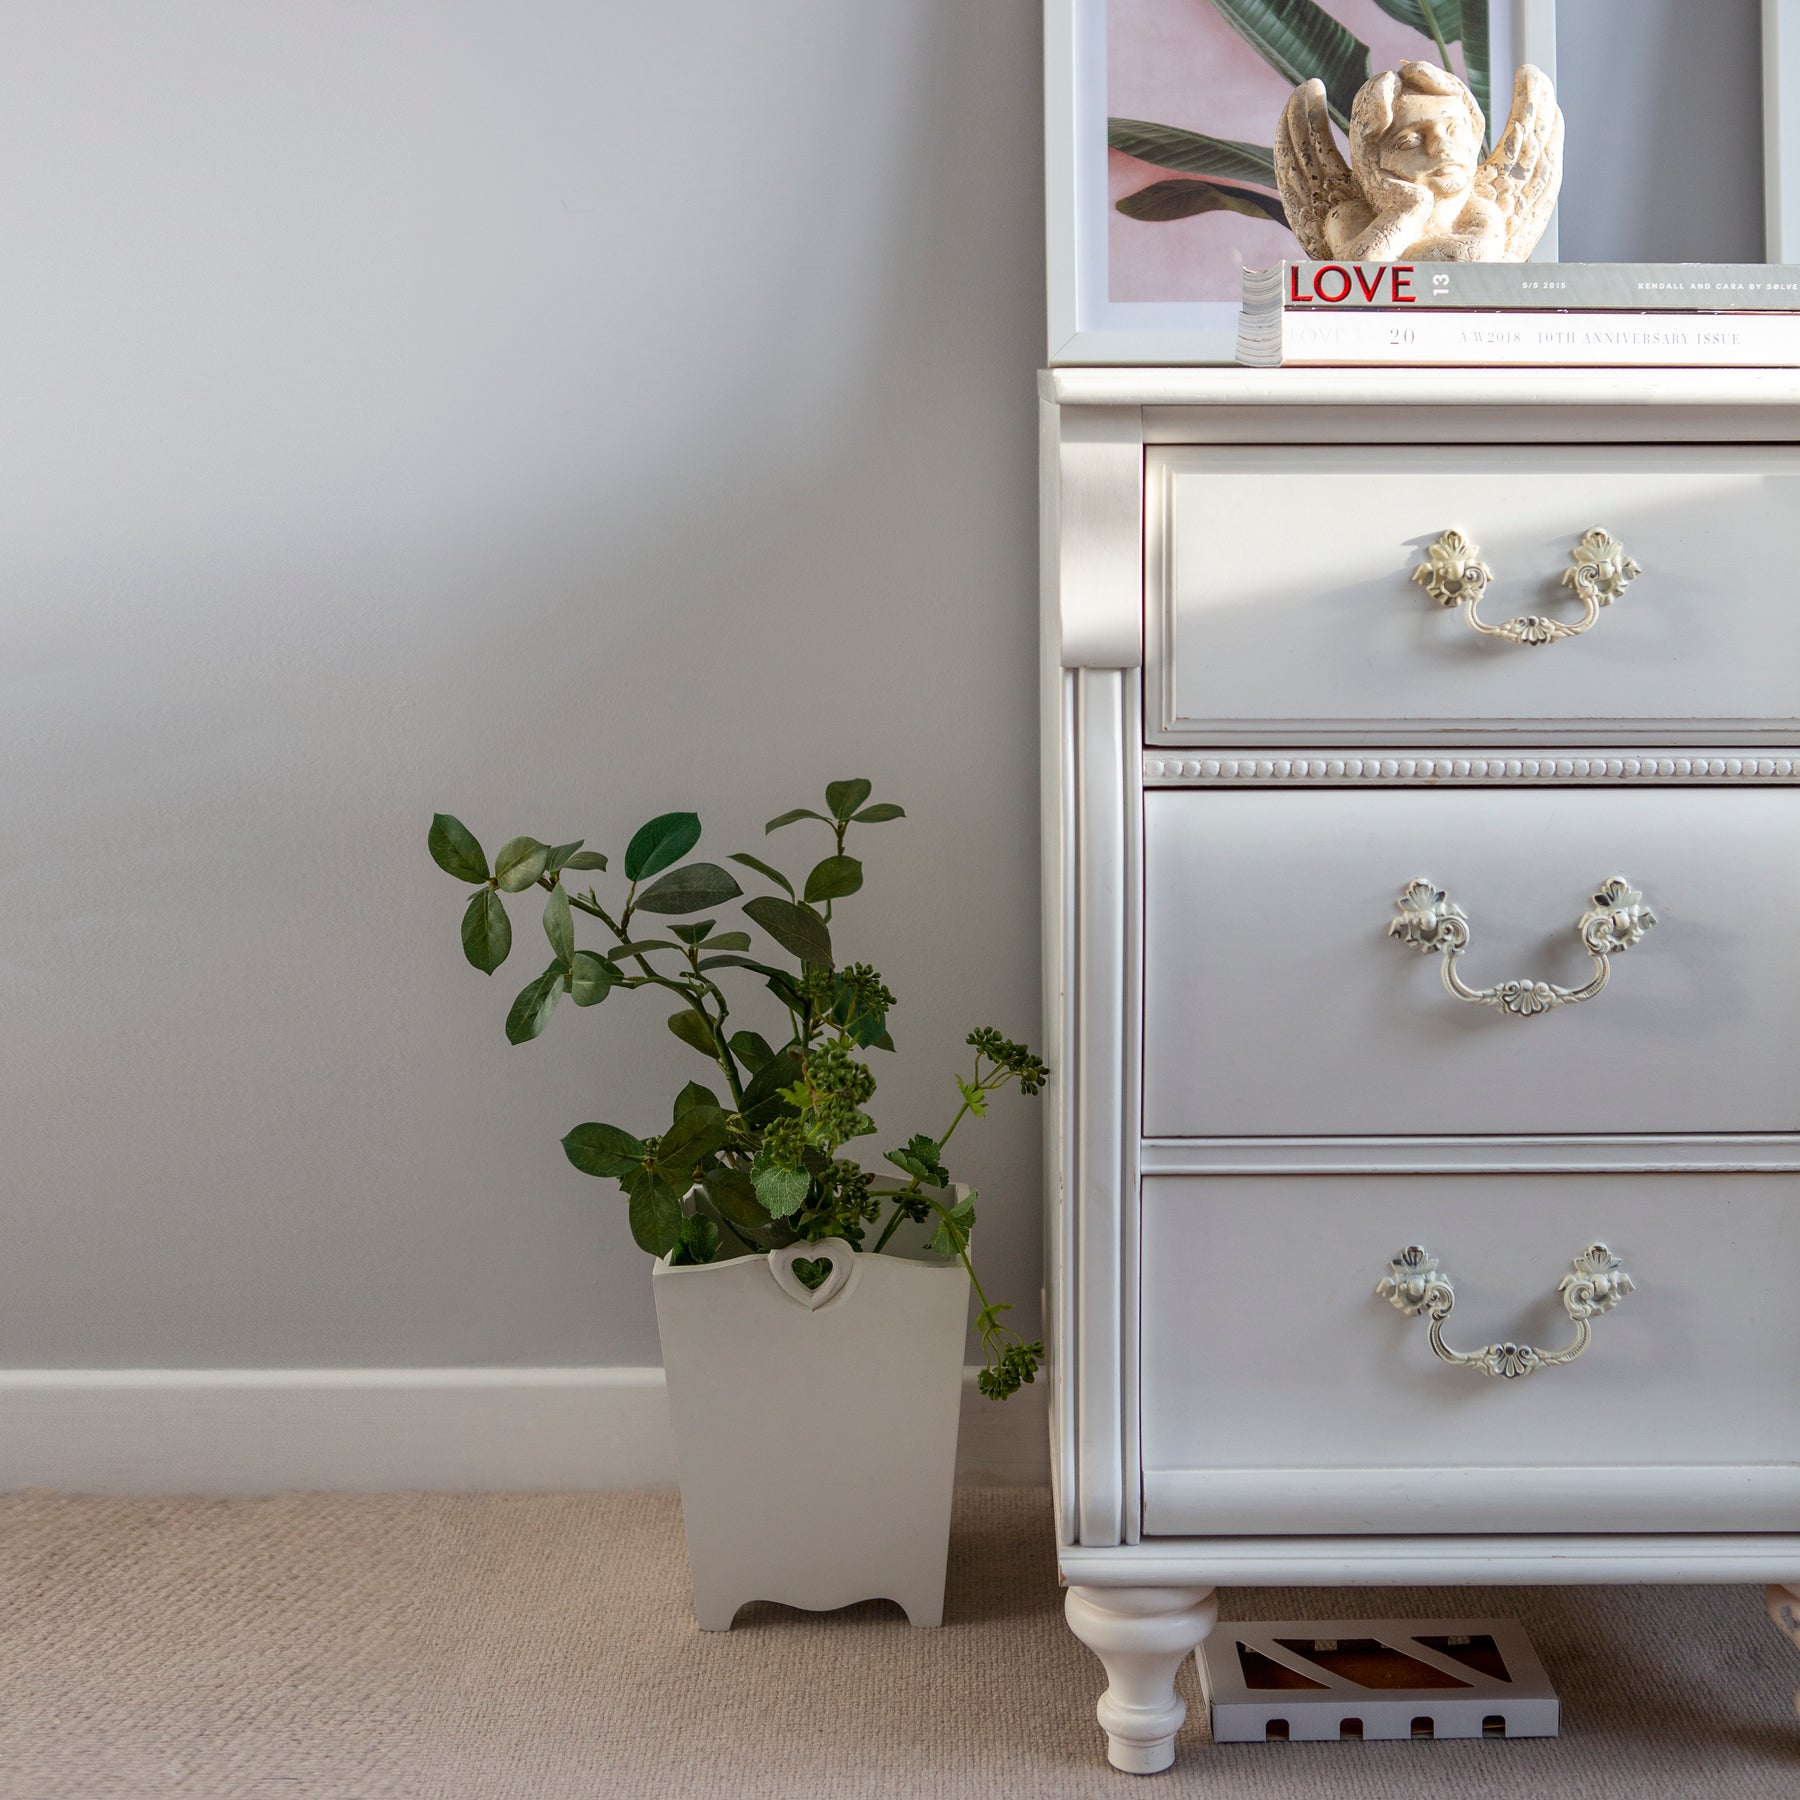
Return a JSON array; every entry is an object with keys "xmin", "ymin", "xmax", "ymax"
[
  {"xmin": 1412, "ymin": 527, "xmax": 1640, "ymax": 646},
  {"xmin": 1388, "ymin": 875, "xmax": 1656, "ymax": 1016},
  {"xmin": 1377, "ymin": 1243, "xmax": 1634, "ymax": 1379}
]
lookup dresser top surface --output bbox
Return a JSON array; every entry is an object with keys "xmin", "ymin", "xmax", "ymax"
[{"xmin": 1039, "ymin": 366, "xmax": 1800, "ymax": 411}]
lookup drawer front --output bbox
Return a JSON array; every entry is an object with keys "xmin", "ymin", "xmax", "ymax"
[
  {"xmin": 1140, "ymin": 1172, "xmax": 1800, "ymax": 1535},
  {"xmin": 1142, "ymin": 786, "xmax": 1800, "ymax": 1138},
  {"xmin": 1146, "ymin": 444, "xmax": 1800, "ymax": 745}
]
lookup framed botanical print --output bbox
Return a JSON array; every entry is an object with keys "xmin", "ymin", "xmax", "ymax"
[{"xmin": 1047, "ymin": 0, "xmax": 1560, "ymax": 363}]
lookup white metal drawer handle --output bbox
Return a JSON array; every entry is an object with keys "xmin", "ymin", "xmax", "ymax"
[
  {"xmin": 1377, "ymin": 1243, "xmax": 1634, "ymax": 1379},
  {"xmin": 1412, "ymin": 527, "xmax": 1640, "ymax": 646},
  {"xmin": 1388, "ymin": 875, "xmax": 1656, "ymax": 1016}
]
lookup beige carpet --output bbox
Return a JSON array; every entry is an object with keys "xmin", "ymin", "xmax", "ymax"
[{"xmin": 0, "ymin": 1488, "xmax": 1794, "ymax": 1798}]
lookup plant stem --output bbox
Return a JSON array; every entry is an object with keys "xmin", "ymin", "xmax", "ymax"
[{"xmin": 1417, "ymin": 0, "xmax": 1454, "ymax": 79}]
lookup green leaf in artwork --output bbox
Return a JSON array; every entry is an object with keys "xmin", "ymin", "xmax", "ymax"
[
  {"xmin": 669, "ymin": 920, "xmax": 716, "ymax": 946},
  {"xmin": 563, "ymin": 850, "xmax": 609, "ymax": 871},
  {"xmin": 1115, "ymin": 178, "xmax": 1289, "ymax": 226},
  {"xmin": 667, "ymin": 1008, "xmax": 718, "ymax": 1057},
  {"xmin": 705, "ymin": 931, "xmax": 751, "ymax": 952},
  {"xmin": 634, "ymin": 862, "xmax": 743, "ymax": 915},
  {"xmin": 505, "ymin": 963, "xmax": 563, "ymax": 1044},
  {"xmin": 728, "ymin": 851, "xmax": 795, "ymax": 896},
  {"xmin": 545, "ymin": 840, "xmax": 586, "ymax": 873},
  {"xmin": 493, "ymin": 836, "xmax": 552, "ymax": 893},
  {"xmin": 568, "ymin": 950, "xmax": 615, "ymax": 1006},
  {"xmin": 850, "ymin": 803, "xmax": 906, "ymax": 824},
  {"xmin": 460, "ymin": 888, "xmax": 511, "ymax": 974},
  {"xmin": 623, "ymin": 1166, "xmax": 685, "ymax": 1256},
  {"xmin": 764, "ymin": 808, "xmax": 829, "ymax": 834},
  {"xmin": 542, "ymin": 885, "xmax": 574, "ymax": 964},
  {"xmin": 1106, "ymin": 119, "xmax": 1279, "ymax": 186},
  {"xmin": 1205, "ymin": 0, "xmax": 1370, "ymax": 129},
  {"xmin": 742, "ymin": 896, "xmax": 833, "ymax": 968},
  {"xmin": 562, "ymin": 1121, "xmax": 647, "ymax": 1179},
  {"xmin": 802, "ymin": 855, "xmax": 863, "ymax": 905},
  {"xmin": 429, "ymin": 813, "xmax": 489, "ymax": 884},
  {"xmin": 655, "ymin": 1104, "xmax": 731, "ymax": 1171},
  {"xmin": 1368, "ymin": 0, "xmax": 1464, "ymax": 46},
  {"xmin": 824, "ymin": 779, "xmax": 873, "ymax": 821},
  {"xmin": 624, "ymin": 812, "xmax": 701, "ymax": 882}
]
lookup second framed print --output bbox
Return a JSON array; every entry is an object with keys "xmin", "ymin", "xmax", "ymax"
[{"xmin": 1047, "ymin": 0, "xmax": 1560, "ymax": 363}]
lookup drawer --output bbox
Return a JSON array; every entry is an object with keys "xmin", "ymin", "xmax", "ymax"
[
  {"xmin": 1145, "ymin": 444, "xmax": 1800, "ymax": 746},
  {"xmin": 1139, "ymin": 1172, "xmax": 1800, "ymax": 1535},
  {"xmin": 1141, "ymin": 786, "xmax": 1800, "ymax": 1138}
]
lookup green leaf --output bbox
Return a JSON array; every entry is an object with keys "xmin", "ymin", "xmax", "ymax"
[
  {"xmin": 562, "ymin": 1121, "xmax": 648, "ymax": 1179},
  {"xmin": 927, "ymin": 1197, "xmax": 976, "ymax": 1259},
  {"xmin": 884, "ymin": 1133, "xmax": 949, "ymax": 1189},
  {"xmin": 695, "ymin": 952, "xmax": 789, "ymax": 978},
  {"xmin": 1106, "ymin": 120, "xmax": 1279, "ymax": 185},
  {"xmin": 607, "ymin": 939, "xmax": 681, "ymax": 958},
  {"xmin": 824, "ymin": 779, "xmax": 873, "ymax": 821},
  {"xmin": 494, "ymin": 836, "xmax": 552, "ymax": 893},
  {"xmin": 569, "ymin": 950, "xmax": 615, "ymax": 1006},
  {"xmin": 1115, "ymin": 178, "xmax": 1289, "ymax": 226},
  {"xmin": 764, "ymin": 808, "xmax": 829, "ymax": 834},
  {"xmin": 655, "ymin": 1104, "xmax": 731, "ymax": 1170},
  {"xmin": 460, "ymin": 888, "xmax": 511, "ymax": 974},
  {"xmin": 670, "ymin": 920, "xmax": 716, "ymax": 946},
  {"xmin": 505, "ymin": 964, "xmax": 563, "ymax": 1044},
  {"xmin": 742, "ymin": 896, "xmax": 833, "ymax": 968},
  {"xmin": 623, "ymin": 1166, "xmax": 685, "ymax": 1257},
  {"xmin": 850, "ymin": 803, "xmax": 906, "ymax": 824},
  {"xmin": 667, "ymin": 1008, "xmax": 718, "ymax": 1057},
  {"xmin": 728, "ymin": 851, "xmax": 795, "ymax": 897},
  {"xmin": 803, "ymin": 855, "xmax": 863, "ymax": 905},
  {"xmin": 869, "ymin": 1028, "xmax": 896, "ymax": 1052},
  {"xmin": 669, "ymin": 1214, "xmax": 720, "ymax": 1266},
  {"xmin": 1205, "ymin": 0, "xmax": 1369, "ymax": 129},
  {"xmin": 707, "ymin": 931, "xmax": 751, "ymax": 952},
  {"xmin": 703, "ymin": 1167, "xmax": 781, "ymax": 1247},
  {"xmin": 634, "ymin": 862, "xmax": 743, "ymax": 915},
  {"xmin": 564, "ymin": 850, "xmax": 609, "ymax": 871},
  {"xmin": 728, "ymin": 1030, "xmax": 776, "ymax": 1074},
  {"xmin": 846, "ymin": 1006, "xmax": 889, "ymax": 1050},
  {"xmin": 753, "ymin": 1162, "xmax": 811, "ymax": 1219},
  {"xmin": 1458, "ymin": 0, "xmax": 1490, "ymax": 135},
  {"xmin": 624, "ymin": 812, "xmax": 701, "ymax": 882},
  {"xmin": 542, "ymin": 885, "xmax": 574, "ymax": 964},
  {"xmin": 428, "ymin": 813, "xmax": 489, "ymax": 884},
  {"xmin": 1368, "ymin": 0, "xmax": 1464, "ymax": 43},
  {"xmin": 956, "ymin": 1074, "xmax": 990, "ymax": 1117},
  {"xmin": 545, "ymin": 840, "xmax": 585, "ymax": 872},
  {"xmin": 673, "ymin": 1081, "xmax": 722, "ymax": 1117},
  {"xmin": 740, "ymin": 1047, "xmax": 804, "ymax": 1129}
]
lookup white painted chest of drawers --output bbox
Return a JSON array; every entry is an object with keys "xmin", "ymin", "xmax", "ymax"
[{"xmin": 1040, "ymin": 368, "xmax": 1800, "ymax": 1773}]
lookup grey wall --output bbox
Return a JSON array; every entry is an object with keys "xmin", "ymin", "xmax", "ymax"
[{"xmin": 0, "ymin": 2, "xmax": 1767, "ymax": 1370}]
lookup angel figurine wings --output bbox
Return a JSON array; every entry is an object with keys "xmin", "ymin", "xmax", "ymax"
[{"xmin": 1274, "ymin": 60, "xmax": 1562, "ymax": 263}]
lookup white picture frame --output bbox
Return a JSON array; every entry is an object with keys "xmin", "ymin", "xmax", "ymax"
[
  {"xmin": 1046, "ymin": 0, "xmax": 1560, "ymax": 365},
  {"xmin": 1767, "ymin": 0, "xmax": 1800, "ymax": 260}
]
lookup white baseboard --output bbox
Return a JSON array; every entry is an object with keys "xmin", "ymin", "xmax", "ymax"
[{"xmin": 0, "ymin": 1367, "xmax": 1049, "ymax": 1495}]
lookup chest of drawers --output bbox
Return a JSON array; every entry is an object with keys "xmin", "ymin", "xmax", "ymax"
[{"xmin": 1040, "ymin": 368, "xmax": 1800, "ymax": 1773}]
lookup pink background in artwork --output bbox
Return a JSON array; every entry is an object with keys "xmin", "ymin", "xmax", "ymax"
[{"xmin": 1107, "ymin": 0, "xmax": 1456, "ymax": 301}]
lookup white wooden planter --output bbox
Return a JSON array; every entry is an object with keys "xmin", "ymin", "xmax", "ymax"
[{"xmin": 652, "ymin": 1222, "xmax": 969, "ymax": 1630}]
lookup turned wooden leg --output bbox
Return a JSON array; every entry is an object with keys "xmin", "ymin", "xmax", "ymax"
[
  {"xmin": 1767, "ymin": 1584, "xmax": 1800, "ymax": 1717},
  {"xmin": 1065, "ymin": 1584, "xmax": 1219, "ymax": 1774}
]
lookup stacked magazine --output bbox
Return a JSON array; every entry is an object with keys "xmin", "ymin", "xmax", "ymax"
[{"xmin": 1236, "ymin": 263, "xmax": 1800, "ymax": 368}]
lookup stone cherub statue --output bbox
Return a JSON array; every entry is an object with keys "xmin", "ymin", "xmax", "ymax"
[{"xmin": 1274, "ymin": 60, "xmax": 1562, "ymax": 262}]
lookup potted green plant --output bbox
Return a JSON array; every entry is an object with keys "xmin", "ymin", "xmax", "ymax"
[{"xmin": 428, "ymin": 780, "xmax": 1045, "ymax": 1628}]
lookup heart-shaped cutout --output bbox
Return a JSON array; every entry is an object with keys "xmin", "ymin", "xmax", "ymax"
[{"xmin": 768, "ymin": 1237, "xmax": 858, "ymax": 1312}]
